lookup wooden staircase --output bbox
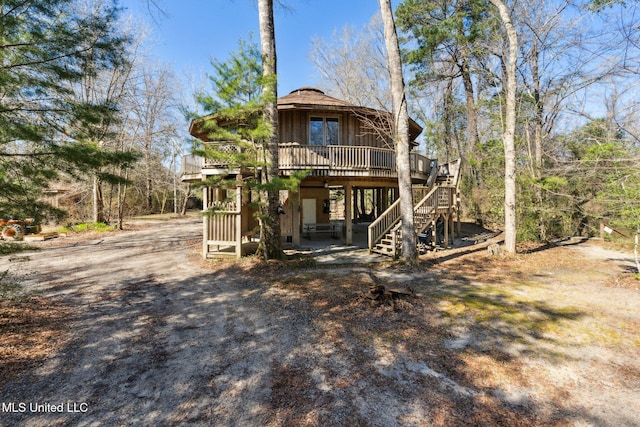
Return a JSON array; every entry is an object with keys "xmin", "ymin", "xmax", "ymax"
[{"xmin": 368, "ymin": 159, "xmax": 461, "ymax": 258}]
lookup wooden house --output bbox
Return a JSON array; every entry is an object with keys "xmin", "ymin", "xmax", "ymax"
[{"xmin": 182, "ymin": 87, "xmax": 460, "ymax": 259}]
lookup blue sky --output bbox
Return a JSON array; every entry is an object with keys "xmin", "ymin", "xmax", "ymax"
[{"xmin": 120, "ymin": 0, "xmax": 391, "ymax": 95}]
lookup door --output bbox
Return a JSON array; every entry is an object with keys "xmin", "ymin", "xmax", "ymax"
[{"xmin": 302, "ymin": 198, "xmax": 316, "ymax": 225}]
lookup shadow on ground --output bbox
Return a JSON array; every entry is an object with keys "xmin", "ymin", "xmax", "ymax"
[{"xmin": 1, "ymin": 217, "xmax": 637, "ymax": 426}]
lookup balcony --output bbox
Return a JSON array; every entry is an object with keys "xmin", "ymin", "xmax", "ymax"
[
  {"xmin": 181, "ymin": 154, "xmax": 203, "ymax": 182},
  {"xmin": 182, "ymin": 143, "xmax": 435, "ymax": 182}
]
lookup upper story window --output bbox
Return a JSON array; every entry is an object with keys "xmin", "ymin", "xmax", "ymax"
[{"xmin": 309, "ymin": 116, "xmax": 339, "ymax": 145}]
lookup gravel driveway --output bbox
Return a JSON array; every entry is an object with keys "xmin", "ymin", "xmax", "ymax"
[
  {"xmin": 0, "ymin": 216, "xmax": 306, "ymax": 426},
  {"xmin": 2, "ymin": 217, "xmax": 639, "ymax": 426}
]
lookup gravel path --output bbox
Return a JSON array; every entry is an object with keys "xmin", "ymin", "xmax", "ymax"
[
  {"xmin": 2, "ymin": 218, "xmax": 639, "ymax": 426},
  {"xmin": 0, "ymin": 216, "xmax": 304, "ymax": 426}
]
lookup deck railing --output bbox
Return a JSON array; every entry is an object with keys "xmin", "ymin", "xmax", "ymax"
[
  {"xmin": 203, "ymin": 144, "xmax": 242, "ymax": 169},
  {"xmin": 186, "ymin": 143, "xmax": 434, "ymax": 179},
  {"xmin": 203, "ymin": 187, "xmax": 242, "ymax": 259},
  {"xmin": 278, "ymin": 144, "xmax": 432, "ymax": 177},
  {"xmin": 181, "ymin": 154, "xmax": 203, "ymax": 176}
]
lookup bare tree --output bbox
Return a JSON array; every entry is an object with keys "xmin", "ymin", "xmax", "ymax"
[
  {"xmin": 395, "ymin": 0, "xmax": 490, "ymax": 172},
  {"xmin": 308, "ymin": 17, "xmax": 404, "ymax": 151},
  {"xmin": 379, "ymin": 0, "xmax": 417, "ymax": 264},
  {"xmin": 309, "ymin": 14, "xmax": 391, "ymax": 110},
  {"xmin": 70, "ymin": 7, "xmax": 138, "ymax": 223},
  {"xmin": 73, "ymin": 12, "xmax": 184, "ymax": 224},
  {"xmin": 129, "ymin": 65, "xmax": 179, "ymax": 213},
  {"xmin": 490, "ymin": 0, "xmax": 518, "ymax": 254}
]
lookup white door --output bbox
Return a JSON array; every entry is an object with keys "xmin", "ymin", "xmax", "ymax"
[{"xmin": 302, "ymin": 198, "xmax": 316, "ymax": 225}]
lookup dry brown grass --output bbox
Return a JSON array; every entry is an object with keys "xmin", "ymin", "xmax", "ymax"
[
  {"xmin": 228, "ymin": 260, "xmax": 550, "ymax": 424},
  {"xmin": 2, "ymin": 227, "xmax": 637, "ymax": 426},
  {"xmin": 604, "ymin": 270, "xmax": 640, "ymax": 289},
  {"xmin": 212, "ymin": 241, "xmax": 638, "ymax": 426},
  {"xmin": 0, "ymin": 296, "xmax": 72, "ymax": 386}
]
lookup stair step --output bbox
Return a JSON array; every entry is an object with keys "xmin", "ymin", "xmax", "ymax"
[
  {"xmin": 372, "ymin": 246, "xmax": 394, "ymax": 256},
  {"xmin": 375, "ymin": 242, "xmax": 395, "ymax": 250},
  {"xmin": 369, "ymin": 172, "xmax": 459, "ymax": 259}
]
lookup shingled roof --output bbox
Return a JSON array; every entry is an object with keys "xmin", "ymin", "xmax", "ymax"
[
  {"xmin": 277, "ymin": 87, "xmax": 356, "ymax": 109},
  {"xmin": 190, "ymin": 87, "xmax": 422, "ymax": 141}
]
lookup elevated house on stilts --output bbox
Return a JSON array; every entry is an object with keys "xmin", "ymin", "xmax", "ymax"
[{"xmin": 182, "ymin": 87, "xmax": 461, "ymax": 259}]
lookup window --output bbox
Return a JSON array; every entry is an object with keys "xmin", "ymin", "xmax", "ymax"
[
  {"xmin": 309, "ymin": 117, "xmax": 324, "ymax": 146},
  {"xmin": 309, "ymin": 116, "xmax": 340, "ymax": 145}
]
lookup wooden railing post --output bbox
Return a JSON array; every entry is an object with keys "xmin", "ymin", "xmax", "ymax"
[
  {"xmin": 234, "ymin": 184, "xmax": 242, "ymax": 259},
  {"xmin": 345, "ymin": 182, "xmax": 353, "ymax": 245},
  {"xmin": 202, "ymin": 185, "xmax": 209, "ymax": 259}
]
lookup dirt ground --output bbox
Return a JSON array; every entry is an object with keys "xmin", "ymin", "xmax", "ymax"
[{"xmin": 0, "ymin": 216, "xmax": 638, "ymax": 427}]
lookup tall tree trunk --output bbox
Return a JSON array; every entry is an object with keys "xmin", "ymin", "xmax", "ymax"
[
  {"xmin": 160, "ymin": 192, "xmax": 167, "ymax": 214},
  {"xmin": 635, "ymin": 228, "xmax": 640, "ymax": 274},
  {"xmin": 93, "ymin": 174, "xmax": 105, "ymax": 223},
  {"xmin": 443, "ymin": 77, "xmax": 454, "ymax": 159},
  {"xmin": 459, "ymin": 45, "xmax": 479, "ymax": 161},
  {"xmin": 379, "ymin": 0, "xmax": 417, "ymax": 264},
  {"xmin": 181, "ymin": 184, "xmax": 191, "ymax": 216},
  {"xmin": 117, "ymin": 171, "xmax": 128, "ymax": 231},
  {"xmin": 458, "ymin": 45, "xmax": 480, "ymax": 193},
  {"xmin": 531, "ymin": 37, "xmax": 546, "ymax": 240},
  {"xmin": 257, "ymin": 0, "xmax": 284, "ymax": 260},
  {"xmin": 145, "ymin": 135, "xmax": 153, "ymax": 213},
  {"xmin": 490, "ymin": 0, "xmax": 518, "ymax": 254}
]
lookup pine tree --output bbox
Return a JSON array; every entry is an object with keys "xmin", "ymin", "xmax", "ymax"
[
  {"xmin": 0, "ymin": 0, "xmax": 135, "ymax": 222},
  {"xmin": 192, "ymin": 37, "xmax": 268, "ymax": 180},
  {"xmin": 257, "ymin": 0, "xmax": 284, "ymax": 260},
  {"xmin": 192, "ymin": 37, "xmax": 305, "ymax": 259}
]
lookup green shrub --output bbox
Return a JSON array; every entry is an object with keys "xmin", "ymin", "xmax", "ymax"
[{"xmin": 60, "ymin": 222, "xmax": 116, "ymax": 233}]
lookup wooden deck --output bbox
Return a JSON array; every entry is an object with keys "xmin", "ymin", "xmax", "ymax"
[
  {"xmin": 182, "ymin": 144, "xmax": 435, "ymax": 182},
  {"xmin": 278, "ymin": 144, "xmax": 432, "ymax": 180}
]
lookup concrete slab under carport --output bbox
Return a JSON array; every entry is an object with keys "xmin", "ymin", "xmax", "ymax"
[{"xmin": 284, "ymin": 222, "xmax": 389, "ymax": 265}]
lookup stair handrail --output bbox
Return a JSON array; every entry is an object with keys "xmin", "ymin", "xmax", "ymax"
[
  {"xmin": 389, "ymin": 185, "xmax": 456, "ymax": 256},
  {"xmin": 368, "ymin": 184, "xmax": 442, "ymax": 253},
  {"xmin": 368, "ymin": 197, "xmax": 401, "ymax": 252},
  {"xmin": 413, "ymin": 188, "xmax": 439, "ymax": 235},
  {"xmin": 378, "ymin": 186, "xmax": 440, "ymax": 257},
  {"xmin": 368, "ymin": 180, "xmax": 458, "ymax": 256}
]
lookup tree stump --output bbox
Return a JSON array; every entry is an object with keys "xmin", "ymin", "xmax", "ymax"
[{"xmin": 365, "ymin": 284, "xmax": 415, "ymax": 308}]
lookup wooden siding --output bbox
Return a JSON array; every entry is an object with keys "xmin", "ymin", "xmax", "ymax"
[
  {"xmin": 183, "ymin": 106, "xmax": 432, "ymax": 184},
  {"xmin": 279, "ymin": 110, "xmax": 306, "ymax": 143},
  {"xmin": 278, "ymin": 110, "xmax": 389, "ymax": 149}
]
